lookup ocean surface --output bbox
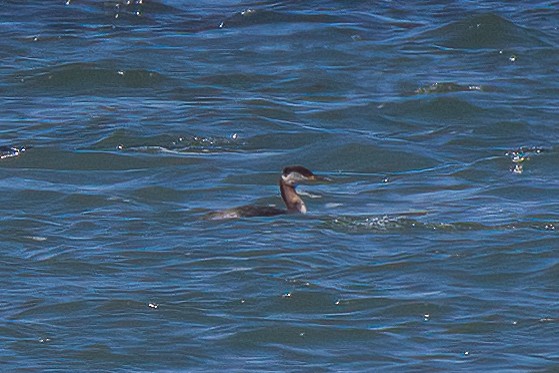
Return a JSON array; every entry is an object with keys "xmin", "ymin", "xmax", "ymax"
[{"xmin": 1, "ymin": 1, "xmax": 559, "ymax": 371}]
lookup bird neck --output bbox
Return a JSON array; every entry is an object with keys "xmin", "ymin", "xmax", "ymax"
[{"xmin": 280, "ymin": 179, "xmax": 307, "ymax": 213}]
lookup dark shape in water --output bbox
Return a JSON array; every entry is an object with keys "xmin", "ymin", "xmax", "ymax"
[
  {"xmin": 205, "ymin": 166, "xmax": 331, "ymax": 220},
  {"xmin": 0, "ymin": 146, "xmax": 27, "ymax": 160},
  {"xmin": 415, "ymin": 82, "xmax": 482, "ymax": 94}
]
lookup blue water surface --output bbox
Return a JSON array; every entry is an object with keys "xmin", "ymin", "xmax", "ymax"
[{"xmin": 1, "ymin": 1, "xmax": 559, "ymax": 371}]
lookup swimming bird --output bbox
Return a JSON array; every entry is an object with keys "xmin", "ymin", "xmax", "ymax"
[{"xmin": 205, "ymin": 165, "xmax": 330, "ymax": 220}]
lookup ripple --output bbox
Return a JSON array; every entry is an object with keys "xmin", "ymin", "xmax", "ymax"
[{"xmin": 89, "ymin": 131, "xmax": 244, "ymax": 155}]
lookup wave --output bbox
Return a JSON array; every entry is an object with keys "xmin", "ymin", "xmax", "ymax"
[
  {"xmin": 381, "ymin": 96, "xmax": 487, "ymax": 123},
  {"xmin": 89, "ymin": 131, "xmax": 244, "ymax": 155},
  {"xmin": 413, "ymin": 82, "xmax": 485, "ymax": 95},
  {"xmin": 325, "ymin": 214, "xmax": 558, "ymax": 234},
  {"xmin": 427, "ymin": 13, "xmax": 552, "ymax": 50},
  {"xmin": 16, "ymin": 62, "xmax": 167, "ymax": 95},
  {"xmin": 218, "ymin": 8, "xmax": 341, "ymax": 30}
]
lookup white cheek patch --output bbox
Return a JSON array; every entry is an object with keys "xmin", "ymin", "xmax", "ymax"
[{"xmin": 283, "ymin": 172, "xmax": 303, "ymax": 185}]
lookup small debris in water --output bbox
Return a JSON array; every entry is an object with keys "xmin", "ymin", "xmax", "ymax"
[
  {"xmin": 505, "ymin": 146, "xmax": 545, "ymax": 174},
  {"xmin": 26, "ymin": 236, "xmax": 47, "ymax": 242},
  {"xmin": 512, "ymin": 164, "xmax": 523, "ymax": 174},
  {"xmin": 241, "ymin": 9, "xmax": 256, "ymax": 17},
  {"xmin": 0, "ymin": 146, "xmax": 27, "ymax": 160}
]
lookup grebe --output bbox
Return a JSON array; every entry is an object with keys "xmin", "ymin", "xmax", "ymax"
[{"xmin": 205, "ymin": 165, "xmax": 330, "ymax": 220}]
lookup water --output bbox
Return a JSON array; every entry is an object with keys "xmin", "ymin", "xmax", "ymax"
[{"xmin": 1, "ymin": 1, "xmax": 559, "ymax": 371}]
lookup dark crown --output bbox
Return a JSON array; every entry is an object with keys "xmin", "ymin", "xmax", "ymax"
[{"xmin": 282, "ymin": 165, "xmax": 314, "ymax": 177}]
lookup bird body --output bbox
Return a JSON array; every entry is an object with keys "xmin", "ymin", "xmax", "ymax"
[{"xmin": 204, "ymin": 165, "xmax": 329, "ymax": 220}]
